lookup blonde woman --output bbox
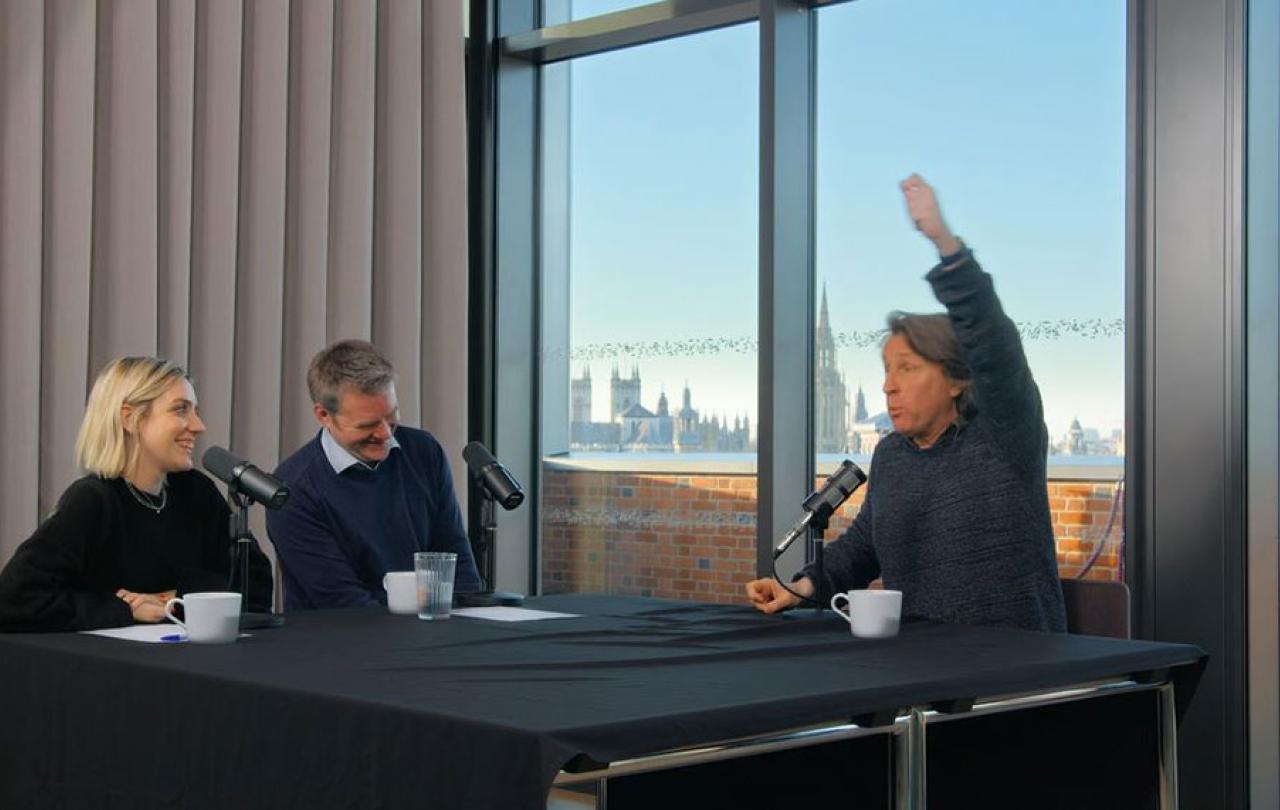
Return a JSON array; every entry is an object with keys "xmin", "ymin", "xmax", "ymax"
[{"xmin": 0, "ymin": 357, "xmax": 271, "ymax": 631}]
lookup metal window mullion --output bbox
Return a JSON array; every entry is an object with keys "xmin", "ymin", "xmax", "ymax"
[
  {"xmin": 758, "ymin": 0, "xmax": 815, "ymax": 576},
  {"xmin": 490, "ymin": 0, "xmax": 540, "ymax": 595}
]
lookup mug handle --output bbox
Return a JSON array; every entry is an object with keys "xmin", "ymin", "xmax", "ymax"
[
  {"xmin": 163, "ymin": 597, "xmax": 187, "ymax": 635},
  {"xmin": 829, "ymin": 592, "xmax": 854, "ymax": 624}
]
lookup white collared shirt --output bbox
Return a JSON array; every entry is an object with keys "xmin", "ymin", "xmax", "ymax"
[{"xmin": 320, "ymin": 427, "xmax": 401, "ymax": 474}]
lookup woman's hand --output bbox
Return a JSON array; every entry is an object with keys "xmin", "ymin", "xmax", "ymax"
[
  {"xmin": 900, "ymin": 174, "xmax": 961, "ymax": 257},
  {"xmin": 116, "ymin": 589, "xmax": 170, "ymax": 623},
  {"xmin": 745, "ymin": 576, "xmax": 813, "ymax": 614}
]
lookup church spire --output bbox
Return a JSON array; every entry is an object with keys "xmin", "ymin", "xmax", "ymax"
[
  {"xmin": 818, "ymin": 284, "xmax": 832, "ymax": 337},
  {"xmin": 815, "ymin": 283, "xmax": 837, "ymax": 370},
  {"xmin": 854, "ymin": 382, "xmax": 868, "ymax": 423}
]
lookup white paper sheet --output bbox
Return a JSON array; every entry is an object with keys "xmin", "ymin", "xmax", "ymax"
[
  {"xmin": 80, "ymin": 624, "xmax": 186, "ymax": 643},
  {"xmin": 451, "ymin": 607, "xmax": 579, "ymax": 622}
]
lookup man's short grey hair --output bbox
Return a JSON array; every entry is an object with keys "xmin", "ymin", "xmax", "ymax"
[
  {"xmin": 307, "ymin": 339, "xmax": 397, "ymax": 413},
  {"xmin": 884, "ymin": 312, "xmax": 976, "ymax": 418}
]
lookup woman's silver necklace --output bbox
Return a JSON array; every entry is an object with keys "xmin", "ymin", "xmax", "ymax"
[{"xmin": 125, "ymin": 480, "xmax": 167, "ymax": 514}]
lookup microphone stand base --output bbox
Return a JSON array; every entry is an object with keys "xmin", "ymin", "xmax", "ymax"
[
  {"xmin": 455, "ymin": 590, "xmax": 524, "ymax": 608},
  {"xmin": 239, "ymin": 612, "xmax": 285, "ymax": 631}
]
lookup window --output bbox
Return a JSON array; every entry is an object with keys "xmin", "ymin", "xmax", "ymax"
[
  {"xmin": 540, "ymin": 23, "xmax": 760, "ymax": 602},
  {"xmin": 491, "ymin": 0, "xmax": 1130, "ymax": 601}
]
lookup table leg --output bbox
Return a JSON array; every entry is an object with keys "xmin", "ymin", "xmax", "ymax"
[
  {"xmin": 893, "ymin": 724, "xmax": 909, "ymax": 809},
  {"xmin": 899, "ymin": 708, "xmax": 926, "ymax": 810},
  {"xmin": 1158, "ymin": 682, "xmax": 1179, "ymax": 809}
]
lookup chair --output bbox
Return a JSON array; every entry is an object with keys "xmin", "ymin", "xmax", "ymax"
[{"xmin": 1060, "ymin": 577, "xmax": 1131, "ymax": 639}]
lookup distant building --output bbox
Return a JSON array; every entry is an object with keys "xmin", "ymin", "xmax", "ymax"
[
  {"xmin": 1110, "ymin": 428, "xmax": 1125, "ymax": 456},
  {"xmin": 720, "ymin": 414, "xmax": 751, "ymax": 452},
  {"xmin": 691, "ymin": 411, "xmax": 750, "ymax": 453},
  {"xmin": 1065, "ymin": 418, "xmax": 1087, "ymax": 455},
  {"xmin": 571, "ymin": 366, "xmax": 592, "ymax": 424},
  {"xmin": 570, "ymin": 368, "xmax": 754, "ymax": 452},
  {"xmin": 610, "ymin": 365, "xmax": 641, "ymax": 419},
  {"xmin": 568, "ymin": 364, "xmax": 620, "ymax": 449},
  {"xmin": 1053, "ymin": 418, "xmax": 1124, "ymax": 456},
  {"xmin": 814, "ymin": 286, "xmax": 850, "ymax": 453},
  {"xmin": 850, "ymin": 411, "xmax": 893, "ymax": 456},
  {"xmin": 675, "ymin": 384, "xmax": 701, "ymax": 450},
  {"xmin": 571, "ymin": 420, "xmax": 622, "ymax": 449},
  {"xmin": 619, "ymin": 401, "xmax": 674, "ymax": 452}
]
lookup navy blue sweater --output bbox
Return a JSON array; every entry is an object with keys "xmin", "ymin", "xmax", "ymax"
[
  {"xmin": 803, "ymin": 248, "xmax": 1067, "ymax": 632},
  {"xmin": 266, "ymin": 427, "xmax": 481, "ymax": 610}
]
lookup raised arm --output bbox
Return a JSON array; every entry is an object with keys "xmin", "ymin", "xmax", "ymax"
[{"xmin": 902, "ymin": 175, "xmax": 1045, "ymax": 457}]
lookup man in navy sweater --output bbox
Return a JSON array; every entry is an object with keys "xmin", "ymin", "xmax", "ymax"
[{"xmin": 266, "ymin": 340, "xmax": 481, "ymax": 610}]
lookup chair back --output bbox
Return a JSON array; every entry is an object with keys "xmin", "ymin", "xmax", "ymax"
[{"xmin": 1060, "ymin": 578, "xmax": 1131, "ymax": 639}]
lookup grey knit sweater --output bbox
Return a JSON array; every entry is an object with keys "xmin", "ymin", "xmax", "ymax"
[{"xmin": 804, "ymin": 247, "xmax": 1067, "ymax": 633}]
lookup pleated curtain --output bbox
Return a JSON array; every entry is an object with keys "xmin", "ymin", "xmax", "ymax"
[{"xmin": 0, "ymin": 0, "xmax": 471, "ymax": 567}]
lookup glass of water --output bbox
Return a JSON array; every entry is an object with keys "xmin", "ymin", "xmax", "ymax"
[{"xmin": 414, "ymin": 552, "xmax": 457, "ymax": 620}]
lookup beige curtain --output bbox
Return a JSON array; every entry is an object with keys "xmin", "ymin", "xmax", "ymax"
[{"xmin": 0, "ymin": 0, "xmax": 471, "ymax": 566}]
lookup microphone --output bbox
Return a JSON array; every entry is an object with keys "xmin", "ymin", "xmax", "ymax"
[
  {"xmin": 462, "ymin": 441, "xmax": 524, "ymax": 510},
  {"xmin": 202, "ymin": 446, "xmax": 290, "ymax": 510},
  {"xmin": 773, "ymin": 459, "xmax": 867, "ymax": 558}
]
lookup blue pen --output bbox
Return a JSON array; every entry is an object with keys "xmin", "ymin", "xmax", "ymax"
[{"xmin": 160, "ymin": 633, "xmax": 186, "ymax": 643}]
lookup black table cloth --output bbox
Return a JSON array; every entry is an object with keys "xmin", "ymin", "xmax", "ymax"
[{"xmin": 0, "ymin": 594, "xmax": 1205, "ymax": 809}]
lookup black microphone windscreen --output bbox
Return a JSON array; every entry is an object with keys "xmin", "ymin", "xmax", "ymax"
[
  {"xmin": 202, "ymin": 446, "xmax": 241, "ymax": 481},
  {"xmin": 201, "ymin": 445, "xmax": 289, "ymax": 509},
  {"xmin": 463, "ymin": 441, "xmax": 498, "ymax": 472},
  {"xmin": 801, "ymin": 460, "xmax": 867, "ymax": 515},
  {"xmin": 463, "ymin": 441, "xmax": 524, "ymax": 510},
  {"xmin": 239, "ymin": 466, "xmax": 290, "ymax": 509}
]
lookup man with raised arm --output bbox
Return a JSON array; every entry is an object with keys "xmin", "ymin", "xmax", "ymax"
[{"xmin": 746, "ymin": 175, "xmax": 1066, "ymax": 632}]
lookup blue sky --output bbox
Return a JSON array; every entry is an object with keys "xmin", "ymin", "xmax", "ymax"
[{"xmin": 565, "ymin": 1, "xmax": 1127, "ymax": 441}]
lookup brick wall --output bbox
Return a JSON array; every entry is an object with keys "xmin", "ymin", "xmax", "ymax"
[
  {"xmin": 541, "ymin": 467, "xmax": 1124, "ymax": 604},
  {"xmin": 1048, "ymin": 480, "xmax": 1125, "ymax": 580}
]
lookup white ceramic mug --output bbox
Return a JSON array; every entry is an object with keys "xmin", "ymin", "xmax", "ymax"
[
  {"xmin": 383, "ymin": 571, "xmax": 418, "ymax": 614},
  {"xmin": 829, "ymin": 589, "xmax": 903, "ymax": 639},
  {"xmin": 163, "ymin": 592, "xmax": 242, "ymax": 644}
]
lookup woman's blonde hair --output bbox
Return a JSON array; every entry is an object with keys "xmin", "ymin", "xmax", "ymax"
[{"xmin": 75, "ymin": 356, "xmax": 189, "ymax": 478}]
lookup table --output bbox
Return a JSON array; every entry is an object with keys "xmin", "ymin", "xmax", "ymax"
[{"xmin": 0, "ymin": 595, "xmax": 1204, "ymax": 809}]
